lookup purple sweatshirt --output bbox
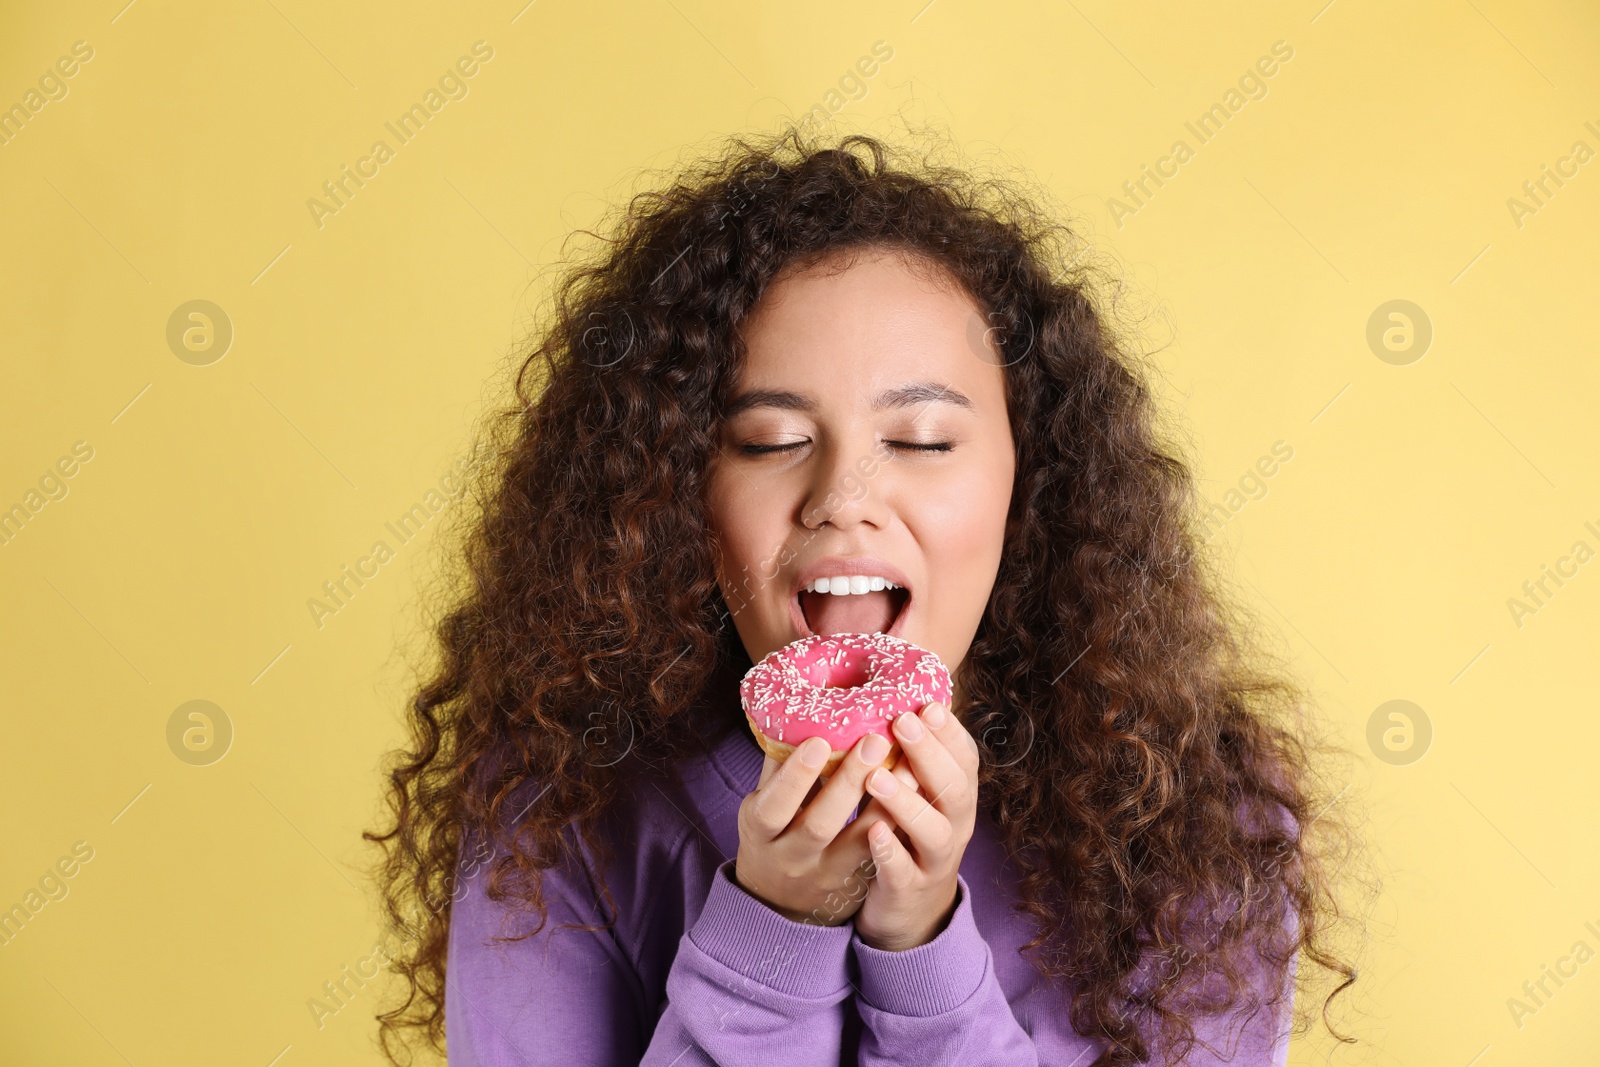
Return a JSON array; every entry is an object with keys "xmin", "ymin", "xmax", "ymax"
[{"xmin": 446, "ymin": 722, "xmax": 1296, "ymax": 1065}]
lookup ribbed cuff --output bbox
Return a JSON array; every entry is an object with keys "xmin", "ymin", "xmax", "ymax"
[
  {"xmin": 687, "ymin": 859, "xmax": 854, "ymax": 1000},
  {"xmin": 851, "ymin": 875, "xmax": 989, "ymax": 1016}
]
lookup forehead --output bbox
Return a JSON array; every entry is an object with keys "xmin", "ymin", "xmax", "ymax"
[{"xmin": 733, "ymin": 246, "xmax": 1002, "ymax": 398}]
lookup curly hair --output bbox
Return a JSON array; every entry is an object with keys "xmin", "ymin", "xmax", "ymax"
[{"xmin": 362, "ymin": 124, "xmax": 1364, "ymax": 1066}]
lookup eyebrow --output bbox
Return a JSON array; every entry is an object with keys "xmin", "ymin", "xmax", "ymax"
[{"xmin": 723, "ymin": 380, "xmax": 976, "ymax": 418}]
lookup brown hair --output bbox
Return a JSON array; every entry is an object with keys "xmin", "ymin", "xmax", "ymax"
[{"xmin": 363, "ymin": 125, "xmax": 1364, "ymax": 1065}]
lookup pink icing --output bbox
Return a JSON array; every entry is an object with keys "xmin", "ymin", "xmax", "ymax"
[{"xmin": 739, "ymin": 631, "xmax": 952, "ymax": 750}]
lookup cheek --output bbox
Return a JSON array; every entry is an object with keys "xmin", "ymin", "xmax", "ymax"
[
  {"xmin": 919, "ymin": 454, "xmax": 1012, "ymax": 552},
  {"xmin": 706, "ymin": 471, "xmax": 774, "ymax": 577}
]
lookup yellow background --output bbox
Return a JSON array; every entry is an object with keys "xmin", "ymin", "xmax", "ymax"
[{"xmin": 2, "ymin": 0, "xmax": 1596, "ymax": 1063}]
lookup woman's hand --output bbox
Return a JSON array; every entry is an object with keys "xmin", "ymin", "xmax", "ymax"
[
  {"xmin": 853, "ymin": 702, "xmax": 981, "ymax": 952},
  {"xmin": 733, "ymin": 732, "xmax": 900, "ymax": 926}
]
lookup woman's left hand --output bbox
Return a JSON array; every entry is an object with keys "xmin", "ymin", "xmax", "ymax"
[{"xmin": 853, "ymin": 701, "xmax": 981, "ymax": 952}]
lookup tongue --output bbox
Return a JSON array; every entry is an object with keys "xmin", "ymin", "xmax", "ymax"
[{"xmin": 802, "ymin": 590, "xmax": 898, "ymax": 637}]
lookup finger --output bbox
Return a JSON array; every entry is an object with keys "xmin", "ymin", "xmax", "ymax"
[
  {"xmin": 922, "ymin": 700, "xmax": 982, "ymax": 772},
  {"xmin": 743, "ymin": 737, "xmax": 828, "ymax": 840},
  {"xmin": 889, "ymin": 705, "xmax": 970, "ymax": 818},
  {"xmin": 840, "ymin": 789, "xmax": 896, "ymax": 845},
  {"xmin": 761, "ymin": 751, "xmax": 827, "ymax": 807},
  {"xmin": 863, "ymin": 764, "xmax": 953, "ymax": 863},
  {"xmin": 853, "ymin": 803, "xmax": 914, "ymax": 854},
  {"xmin": 889, "ymin": 759, "xmax": 922, "ymax": 793},
  {"xmin": 788, "ymin": 731, "xmax": 891, "ymax": 850},
  {"xmin": 849, "ymin": 760, "xmax": 921, "ymax": 835},
  {"xmin": 865, "ymin": 818, "xmax": 916, "ymax": 890},
  {"xmin": 839, "ymin": 787, "xmax": 919, "ymax": 863},
  {"xmin": 828, "ymin": 809, "xmax": 885, "ymax": 879}
]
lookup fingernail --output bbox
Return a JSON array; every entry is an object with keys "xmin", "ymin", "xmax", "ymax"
[
  {"xmin": 860, "ymin": 732, "xmax": 890, "ymax": 765},
  {"xmin": 894, "ymin": 712, "xmax": 923, "ymax": 742},
  {"xmin": 799, "ymin": 737, "xmax": 829, "ymax": 767},
  {"xmin": 923, "ymin": 703, "xmax": 947, "ymax": 729},
  {"xmin": 866, "ymin": 768, "xmax": 898, "ymax": 797}
]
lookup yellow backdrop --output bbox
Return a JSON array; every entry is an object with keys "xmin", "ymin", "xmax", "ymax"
[{"xmin": 1, "ymin": 1, "xmax": 1596, "ymax": 1064}]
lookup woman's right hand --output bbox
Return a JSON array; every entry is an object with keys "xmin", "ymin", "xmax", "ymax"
[{"xmin": 733, "ymin": 732, "xmax": 905, "ymax": 926}]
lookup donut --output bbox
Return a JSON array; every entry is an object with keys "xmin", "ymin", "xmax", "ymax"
[{"xmin": 739, "ymin": 631, "xmax": 952, "ymax": 776}]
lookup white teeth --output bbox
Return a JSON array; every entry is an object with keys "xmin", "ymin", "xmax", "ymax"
[{"xmin": 804, "ymin": 575, "xmax": 901, "ymax": 595}]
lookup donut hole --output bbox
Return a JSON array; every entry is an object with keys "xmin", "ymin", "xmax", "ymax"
[{"xmin": 812, "ymin": 662, "xmax": 871, "ymax": 689}]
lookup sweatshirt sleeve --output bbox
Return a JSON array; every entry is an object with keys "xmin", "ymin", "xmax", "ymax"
[
  {"xmin": 641, "ymin": 858, "xmax": 857, "ymax": 1067},
  {"xmin": 445, "ymin": 828, "xmax": 649, "ymax": 1065},
  {"xmin": 448, "ymin": 833, "xmax": 858, "ymax": 1067},
  {"xmin": 850, "ymin": 875, "xmax": 1297, "ymax": 1066},
  {"xmin": 849, "ymin": 873, "xmax": 1040, "ymax": 1066}
]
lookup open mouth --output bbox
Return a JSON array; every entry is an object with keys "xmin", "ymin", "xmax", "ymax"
[{"xmin": 795, "ymin": 586, "xmax": 911, "ymax": 639}]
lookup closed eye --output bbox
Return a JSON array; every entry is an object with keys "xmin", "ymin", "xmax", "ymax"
[{"xmin": 738, "ymin": 441, "xmax": 953, "ymax": 455}]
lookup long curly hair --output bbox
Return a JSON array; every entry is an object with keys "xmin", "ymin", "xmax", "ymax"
[{"xmin": 363, "ymin": 125, "xmax": 1365, "ymax": 1066}]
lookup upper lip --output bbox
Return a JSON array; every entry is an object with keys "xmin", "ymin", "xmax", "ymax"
[{"xmin": 789, "ymin": 556, "xmax": 915, "ymax": 638}]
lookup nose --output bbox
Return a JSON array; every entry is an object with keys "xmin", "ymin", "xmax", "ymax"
[{"xmin": 801, "ymin": 438, "xmax": 890, "ymax": 531}]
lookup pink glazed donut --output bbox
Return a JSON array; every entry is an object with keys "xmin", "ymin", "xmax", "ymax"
[{"xmin": 739, "ymin": 632, "xmax": 952, "ymax": 775}]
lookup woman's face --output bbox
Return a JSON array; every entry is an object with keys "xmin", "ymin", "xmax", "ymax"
[{"xmin": 705, "ymin": 245, "xmax": 1017, "ymax": 701}]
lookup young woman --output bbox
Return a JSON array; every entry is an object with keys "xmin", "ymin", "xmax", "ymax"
[{"xmin": 365, "ymin": 128, "xmax": 1358, "ymax": 1066}]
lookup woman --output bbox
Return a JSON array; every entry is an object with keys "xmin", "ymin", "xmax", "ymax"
[{"xmin": 365, "ymin": 127, "xmax": 1359, "ymax": 1066}]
